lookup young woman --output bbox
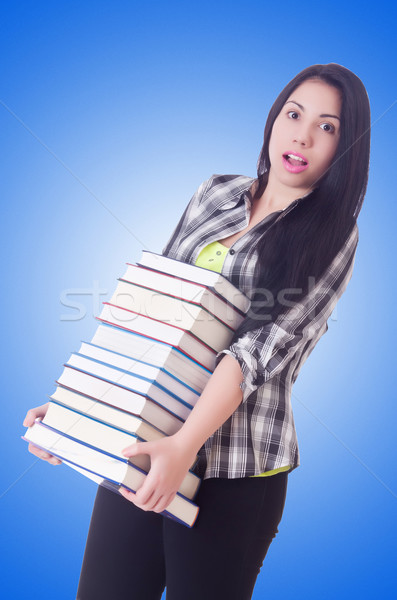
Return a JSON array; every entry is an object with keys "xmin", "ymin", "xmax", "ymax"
[{"xmin": 24, "ymin": 63, "xmax": 371, "ymax": 600}]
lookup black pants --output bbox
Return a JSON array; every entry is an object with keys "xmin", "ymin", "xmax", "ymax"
[{"xmin": 76, "ymin": 472, "xmax": 288, "ymax": 600}]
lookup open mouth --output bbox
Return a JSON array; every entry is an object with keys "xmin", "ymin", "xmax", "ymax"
[{"xmin": 283, "ymin": 153, "xmax": 308, "ymax": 166}]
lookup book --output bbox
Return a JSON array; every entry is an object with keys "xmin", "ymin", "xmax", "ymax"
[
  {"xmin": 40, "ymin": 401, "xmax": 200, "ymax": 500},
  {"xmin": 97, "ymin": 303, "xmax": 217, "ymax": 371},
  {"xmin": 120, "ymin": 263, "xmax": 246, "ymax": 329},
  {"xmin": 50, "ymin": 386, "xmax": 166, "ymax": 442},
  {"xmin": 90, "ymin": 323, "xmax": 212, "ymax": 392},
  {"xmin": 56, "ymin": 368, "xmax": 185, "ymax": 436},
  {"xmin": 62, "ymin": 355, "xmax": 194, "ymax": 420},
  {"xmin": 138, "ymin": 250, "xmax": 251, "ymax": 313},
  {"xmin": 23, "ymin": 421, "xmax": 199, "ymax": 528},
  {"xmin": 108, "ymin": 280, "xmax": 234, "ymax": 353},
  {"xmin": 75, "ymin": 342, "xmax": 200, "ymax": 406}
]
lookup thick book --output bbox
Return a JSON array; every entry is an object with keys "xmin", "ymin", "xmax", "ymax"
[
  {"xmin": 23, "ymin": 421, "xmax": 199, "ymax": 528},
  {"xmin": 75, "ymin": 342, "xmax": 200, "ymax": 406},
  {"xmin": 108, "ymin": 280, "xmax": 234, "ymax": 353},
  {"xmin": 50, "ymin": 386, "xmax": 166, "ymax": 442},
  {"xmin": 97, "ymin": 303, "xmax": 217, "ymax": 371},
  {"xmin": 138, "ymin": 250, "xmax": 251, "ymax": 313},
  {"xmin": 40, "ymin": 401, "xmax": 200, "ymax": 500},
  {"xmin": 62, "ymin": 355, "xmax": 194, "ymax": 420},
  {"xmin": 120, "ymin": 263, "xmax": 246, "ymax": 329},
  {"xmin": 89, "ymin": 324, "xmax": 212, "ymax": 392},
  {"xmin": 56, "ymin": 368, "xmax": 185, "ymax": 436}
]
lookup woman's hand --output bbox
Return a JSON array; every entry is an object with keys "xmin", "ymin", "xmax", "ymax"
[
  {"xmin": 23, "ymin": 402, "xmax": 62, "ymax": 466},
  {"xmin": 119, "ymin": 434, "xmax": 197, "ymax": 514}
]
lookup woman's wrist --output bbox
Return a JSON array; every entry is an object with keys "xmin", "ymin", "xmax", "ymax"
[{"xmin": 172, "ymin": 427, "xmax": 204, "ymax": 464}]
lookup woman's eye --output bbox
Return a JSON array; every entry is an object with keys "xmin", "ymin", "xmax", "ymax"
[
  {"xmin": 287, "ymin": 110, "xmax": 299, "ymax": 119},
  {"xmin": 320, "ymin": 123, "xmax": 335, "ymax": 133}
]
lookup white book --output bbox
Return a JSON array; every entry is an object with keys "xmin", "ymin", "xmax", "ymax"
[
  {"xmin": 50, "ymin": 386, "xmax": 166, "ymax": 442},
  {"xmin": 64, "ymin": 354, "xmax": 193, "ymax": 420},
  {"xmin": 138, "ymin": 250, "xmax": 251, "ymax": 313},
  {"xmin": 56, "ymin": 367, "xmax": 184, "ymax": 436},
  {"xmin": 109, "ymin": 280, "xmax": 234, "ymax": 352},
  {"xmin": 90, "ymin": 324, "xmax": 213, "ymax": 391},
  {"xmin": 23, "ymin": 422, "xmax": 199, "ymax": 528},
  {"xmin": 76, "ymin": 342, "xmax": 200, "ymax": 406},
  {"xmin": 97, "ymin": 304, "xmax": 217, "ymax": 371},
  {"xmin": 120, "ymin": 263, "xmax": 245, "ymax": 330}
]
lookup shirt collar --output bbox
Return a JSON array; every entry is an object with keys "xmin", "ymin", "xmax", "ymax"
[{"xmin": 218, "ymin": 178, "xmax": 256, "ymax": 211}]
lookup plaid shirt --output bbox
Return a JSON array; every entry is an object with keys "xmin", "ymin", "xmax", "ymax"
[{"xmin": 162, "ymin": 174, "xmax": 359, "ymax": 479}]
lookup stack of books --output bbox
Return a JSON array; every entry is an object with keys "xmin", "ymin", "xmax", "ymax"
[{"xmin": 23, "ymin": 251, "xmax": 250, "ymax": 527}]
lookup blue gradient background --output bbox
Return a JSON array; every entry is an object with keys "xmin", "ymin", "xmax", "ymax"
[{"xmin": 1, "ymin": 1, "xmax": 396, "ymax": 598}]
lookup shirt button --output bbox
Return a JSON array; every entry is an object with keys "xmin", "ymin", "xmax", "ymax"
[{"xmin": 229, "ymin": 249, "xmax": 235, "ymax": 255}]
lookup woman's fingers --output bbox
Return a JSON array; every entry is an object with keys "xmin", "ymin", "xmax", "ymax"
[
  {"xmin": 23, "ymin": 409, "xmax": 39, "ymax": 427},
  {"xmin": 122, "ymin": 440, "xmax": 151, "ymax": 459},
  {"xmin": 134, "ymin": 478, "xmax": 156, "ymax": 505},
  {"xmin": 133, "ymin": 482, "xmax": 159, "ymax": 510},
  {"xmin": 119, "ymin": 487, "xmax": 136, "ymax": 503},
  {"xmin": 48, "ymin": 457, "xmax": 62, "ymax": 465},
  {"xmin": 23, "ymin": 402, "xmax": 49, "ymax": 427},
  {"xmin": 28, "ymin": 443, "xmax": 49, "ymax": 459},
  {"xmin": 119, "ymin": 485, "xmax": 174, "ymax": 514},
  {"xmin": 28, "ymin": 443, "xmax": 62, "ymax": 465},
  {"xmin": 24, "ymin": 403, "xmax": 61, "ymax": 465},
  {"xmin": 120, "ymin": 476, "xmax": 161, "ymax": 511},
  {"xmin": 152, "ymin": 493, "xmax": 176, "ymax": 514}
]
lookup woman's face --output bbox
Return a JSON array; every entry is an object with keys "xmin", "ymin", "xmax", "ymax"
[{"xmin": 268, "ymin": 78, "xmax": 342, "ymax": 195}]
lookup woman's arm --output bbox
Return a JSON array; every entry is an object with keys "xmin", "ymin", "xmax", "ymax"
[
  {"xmin": 220, "ymin": 222, "xmax": 360, "ymax": 401},
  {"xmin": 119, "ymin": 354, "xmax": 243, "ymax": 513}
]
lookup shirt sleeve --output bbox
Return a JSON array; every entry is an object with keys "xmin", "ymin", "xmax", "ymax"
[{"xmin": 216, "ymin": 222, "xmax": 359, "ymax": 402}]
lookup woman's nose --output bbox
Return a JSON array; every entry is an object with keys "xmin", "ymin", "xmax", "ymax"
[{"xmin": 293, "ymin": 129, "xmax": 312, "ymax": 147}]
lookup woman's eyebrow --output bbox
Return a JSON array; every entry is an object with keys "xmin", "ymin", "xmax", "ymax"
[{"xmin": 285, "ymin": 100, "xmax": 341, "ymax": 121}]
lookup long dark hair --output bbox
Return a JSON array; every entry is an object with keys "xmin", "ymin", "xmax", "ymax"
[{"xmin": 233, "ymin": 63, "xmax": 371, "ymax": 340}]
